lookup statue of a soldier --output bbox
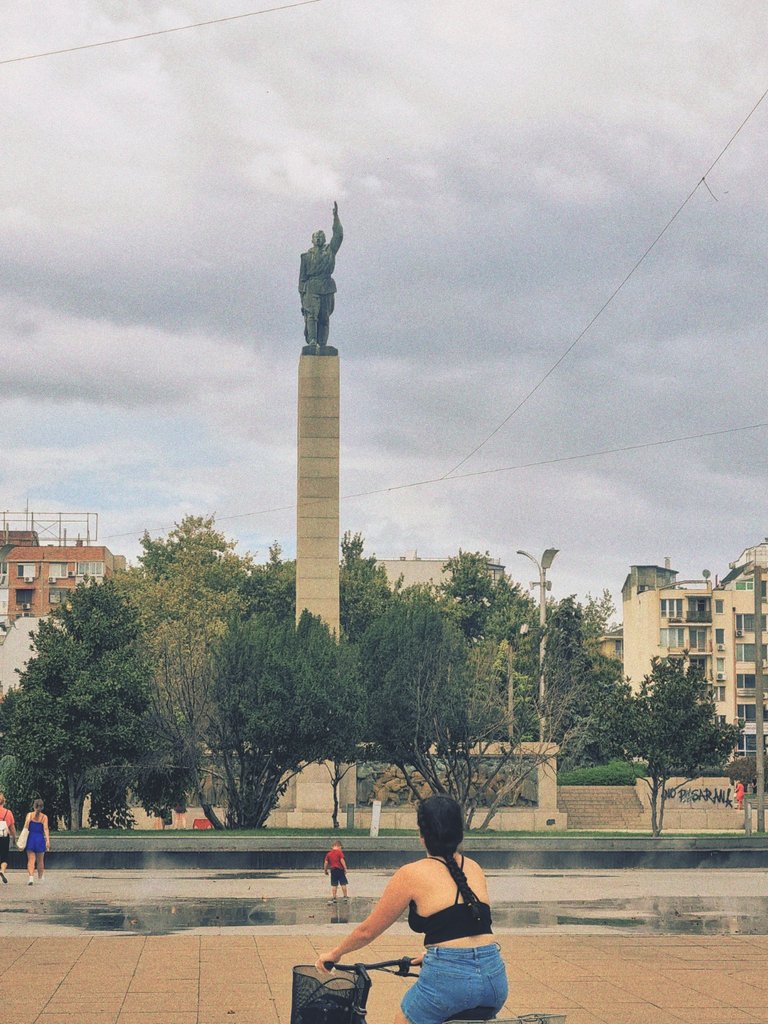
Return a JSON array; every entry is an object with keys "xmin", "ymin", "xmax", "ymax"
[{"xmin": 299, "ymin": 202, "xmax": 343, "ymax": 351}]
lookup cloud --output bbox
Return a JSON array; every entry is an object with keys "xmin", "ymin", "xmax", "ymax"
[{"xmin": 1, "ymin": 0, "xmax": 768, "ymax": 602}]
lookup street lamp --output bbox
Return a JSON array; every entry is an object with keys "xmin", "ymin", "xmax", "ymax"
[{"xmin": 517, "ymin": 548, "xmax": 559, "ymax": 741}]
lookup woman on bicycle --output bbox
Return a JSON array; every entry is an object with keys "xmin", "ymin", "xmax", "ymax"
[{"xmin": 316, "ymin": 794, "xmax": 508, "ymax": 1024}]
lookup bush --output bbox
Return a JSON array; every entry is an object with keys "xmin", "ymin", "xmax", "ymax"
[{"xmin": 558, "ymin": 760, "xmax": 647, "ymax": 786}]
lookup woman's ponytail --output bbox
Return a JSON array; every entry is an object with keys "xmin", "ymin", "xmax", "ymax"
[{"xmin": 417, "ymin": 794, "xmax": 482, "ymax": 924}]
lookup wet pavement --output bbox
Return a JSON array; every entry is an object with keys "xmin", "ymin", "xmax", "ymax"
[
  {"xmin": 3, "ymin": 867, "xmax": 768, "ymax": 937},
  {"xmin": 5, "ymin": 870, "xmax": 768, "ymax": 1022}
]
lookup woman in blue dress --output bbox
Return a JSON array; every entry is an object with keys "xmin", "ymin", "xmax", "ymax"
[{"xmin": 23, "ymin": 799, "xmax": 49, "ymax": 885}]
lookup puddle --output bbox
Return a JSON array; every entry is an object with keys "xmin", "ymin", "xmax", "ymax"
[{"xmin": 4, "ymin": 895, "xmax": 768, "ymax": 936}]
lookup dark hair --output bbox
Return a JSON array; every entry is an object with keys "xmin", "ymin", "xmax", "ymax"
[
  {"xmin": 33, "ymin": 799, "xmax": 44, "ymax": 813},
  {"xmin": 417, "ymin": 795, "xmax": 481, "ymax": 923}
]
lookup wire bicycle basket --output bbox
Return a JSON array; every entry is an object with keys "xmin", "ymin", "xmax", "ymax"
[{"xmin": 291, "ymin": 966, "xmax": 368, "ymax": 1024}]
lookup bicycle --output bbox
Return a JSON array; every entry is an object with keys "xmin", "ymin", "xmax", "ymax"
[{"xmin": 291, "ymin": 957, "xmax": 566, "ymax": 1024}]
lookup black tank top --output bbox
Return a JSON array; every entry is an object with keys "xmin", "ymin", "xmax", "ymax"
[{"xmin": 408, "ymin": 856, "xmax": 493, "ymax": 946}]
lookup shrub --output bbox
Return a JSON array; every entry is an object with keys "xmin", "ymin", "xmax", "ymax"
[{"xmin": 558, "ymin": 760, "xmax": 647, "ymax": 787}]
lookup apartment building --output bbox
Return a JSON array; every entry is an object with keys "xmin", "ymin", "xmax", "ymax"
[
  {"xmin": 622, "ymin": 541, "xmax": 768, "ymax": 756},
  {"xmin": 2, "ymin": 543, "xmax": 126, "ymax": 623},
  {"xmin": 377, "ymin": 550, "xmax": 506, "ymax": 589}
]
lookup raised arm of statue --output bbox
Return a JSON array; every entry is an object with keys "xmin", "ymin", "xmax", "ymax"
[{"xmin": 330, "ymin": 201, "xmax": 343, "ymax": 256}]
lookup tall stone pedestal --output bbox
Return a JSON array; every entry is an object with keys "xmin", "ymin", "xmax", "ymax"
[{"xmin": 296, "ymin": 351, "xmax": 340, "ymax": 633}]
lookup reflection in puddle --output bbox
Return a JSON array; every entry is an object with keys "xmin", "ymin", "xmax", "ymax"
[{"xmin": 5, "ymin": 895, "xmax": 768, "ymax": 936}]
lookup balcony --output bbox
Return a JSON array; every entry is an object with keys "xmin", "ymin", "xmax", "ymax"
[{"xmin": 686, "ymin": 612, "xmax": 711, "ymax": 624}]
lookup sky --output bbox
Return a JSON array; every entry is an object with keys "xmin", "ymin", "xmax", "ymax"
[{"xmin": 1, "ymin": 1, "xmax": 767, "ymax": 613}]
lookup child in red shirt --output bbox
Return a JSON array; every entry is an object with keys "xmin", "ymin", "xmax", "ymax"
[{"xmin": 324, "ymin": 840, "xmax": 349, "ymax": 904}]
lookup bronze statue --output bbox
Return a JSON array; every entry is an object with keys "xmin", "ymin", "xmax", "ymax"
[{"xmin": 299, "ymin": 202, "xmax": 343, "ymax": 350}]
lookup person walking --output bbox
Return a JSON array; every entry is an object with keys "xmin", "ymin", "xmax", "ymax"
[
  {"xmin": 324, "ymin": 839, "xmax": 349, "ymax": 904},
  {"xmin": 0, "ymin": 793, "xmax": 17, "ymax": 884},
  {"xmin": 735, "ymin": 780, "xmax": 745, "ymax": 810},
  {"xmin": 23, "ymin": 799, "xmax": 49, "ymax": 885},
  {"xmin": 316, "ymin": 795, "xmax": 508, "ymax": 1024}
]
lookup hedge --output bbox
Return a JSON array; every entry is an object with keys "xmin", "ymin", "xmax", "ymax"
[{"xmin": 557, "ymin": 760, "xmax": 648, "ymax": 787}]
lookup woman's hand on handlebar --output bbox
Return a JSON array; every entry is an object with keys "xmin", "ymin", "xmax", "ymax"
[
  {"xmin": 409, "ymin": 952, "xmax": 425, "ymax": 967},
  {"xmin": 315, "ymin": 951, "xmax": 337, "ymax": 974}
]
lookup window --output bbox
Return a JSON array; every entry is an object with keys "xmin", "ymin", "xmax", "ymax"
[
  {"xmin": 736, "ymin": 614, "xmax": 755, "ymax": 632},
  {"xmin": 717, "ymin": 658, "xmax": 725, "ymax": 672},
  {"xmin": 738, "ymin": 673, "xmax": 756, "ymax": 689},
  {"xmin": 16, "ymin": 563, "xmax": 36, "ymax": 579},
  {"xmin": 687, "ymin": 597, "xmax": 710, "ymax": 621},
  {"xmin": 47, "ymin": 563, "xmax": 68, "ymax": 581},
  {"xmin": 715, "ymin": 629, "xmax": 725, "ymax": 644},
  {"xmin": 660, "ymin": 598, "xmax": 683, "ymax": 618},
  {"xmin": 76, "ymin": 561, "xmax": 104, "ymax": 577},
  {"xmin": 15, "ymin": 589, "xmax": 34, "ymax": 606},
  {"xmin": 49, "ymin": 588, "xmax": 69, "ymax": 606},
  {"xmin": 736, "ymin": 643, "xmax": 756, "ymax": 662},
  {"xmin": 688, "ymin": 628, "xmax": 707, "ymax": 651},
  {"xmin": 739, "ymin": 733, "xmax": 757, "ymax": 754},
  {"xmin": 688, "ymin": 655, "xmax": 707, "ymax": 673},
  {"xmin": 736, "ymin": 580, "xmax": 754, "ymax": 591},
  {"xmin": 715, "ymin": 599, "xmax": 724, "ymax": 613},
  {"xmin": 711, "ymin": 685, "xmax": 726, "ymax": 702},
  {"xmin": 660, "ymin": 627, "xmax": 685, "ymax": 648},
  {"xmin": 717, "ymin": 715, "xmax": 727, "ymax": 726},
  {"xmin": 738, "ymin": 704, "xmax": 757, "ymax": 722}
]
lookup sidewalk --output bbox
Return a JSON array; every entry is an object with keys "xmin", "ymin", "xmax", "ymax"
[{"xmin": 2, "ymin": 932, "xmax": 768, "ymax": 1024}]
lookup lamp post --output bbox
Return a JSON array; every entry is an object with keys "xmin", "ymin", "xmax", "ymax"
[
  {"xmin": 750, "ymin": 561, "xmax": 766, "ymax": 832},
  {"xmin": 517, "ymin": 548, "xmax": 559, "ymax": 742}
]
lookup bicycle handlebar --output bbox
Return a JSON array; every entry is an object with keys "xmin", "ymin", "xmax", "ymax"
[{"xmin": 324, "ymin": 957, "xmax": 416, "ymax": 977}]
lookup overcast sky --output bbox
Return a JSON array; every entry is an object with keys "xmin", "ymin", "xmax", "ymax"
[{"xmin": 2, "ymin": 1, "xmax": 767, "ymax": 613}]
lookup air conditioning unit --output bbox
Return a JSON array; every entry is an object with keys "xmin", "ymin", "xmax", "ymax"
[
  {"xmin": 20, "ymin": 603, "xmax": 31, "ymax": 611},
  {"xmin": 717, "ymin": 673, "xmax": 726, "ymax": 681},
  {"xmin": 717, "ymin": 644, "xmax": 726, "ymax": 651},
  {"xmin": 68, "ymin": 571, "xmax": 76, "ymax": 578},
  {"xmin": 735, "ymin": 630, "xmax": 744, "ymax": 637},
  {"xmin": 23, "ymin": 576, "xmax": 34, "ymax": 583}
]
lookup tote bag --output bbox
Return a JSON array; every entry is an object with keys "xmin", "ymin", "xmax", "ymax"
[{"xmin": 17, "ymin": 826, "xmax": 29, "ymax": 850}]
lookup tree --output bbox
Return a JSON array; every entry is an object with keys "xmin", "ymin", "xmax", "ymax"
[
  {"xmin": 119, "ymin": 515, "xmax": 253, "ymax": 828},
  {"xmin": 439, "ymin": 551, "xmax": 496, "ymax": 641},
  {"xmin": 543, "ymin": 596, "xmax": 625, "ymax": 770},
  {"xmin": 339, "ymin": 532, "xmax": 392, "ymax": 642},
  {"xmin": 612, "ymin": 658, "xmax": 740, "ymax": 835},
  {"xmin": 9, "ymin": 580, "xmax": 151, "ymax": 830},
  {"xmin": 208, "ymin": 611, "xmax": 341, "ymax": 828},
  {"xmin": 361, "ymin": 590, "xmax": 553, "ymax": 828},
  {"xmin": 243, "ymin": 542, "xmax": 296, "ymax": 622}
]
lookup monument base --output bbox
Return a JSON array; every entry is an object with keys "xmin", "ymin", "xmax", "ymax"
[{"xmin": 301, "ymin": 344, "xmax": 338, "ymax": 356}]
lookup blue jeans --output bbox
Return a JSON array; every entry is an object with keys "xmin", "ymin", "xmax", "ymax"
[{"xmin": 401, "ymin": 943, "xmax": 508, "ymax": 1024}]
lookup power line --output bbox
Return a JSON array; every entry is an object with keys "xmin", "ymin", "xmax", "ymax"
[
  {"xmin": 103, "ymin": 419, "xmax": 768, "ymax": 541},
  {"xmin": 441, "ymin": 84, "xmax": 768, "ymax": 479},
  {"xmin": 0, "ymin": 0, "xmax": 322, "ymax": 66}
]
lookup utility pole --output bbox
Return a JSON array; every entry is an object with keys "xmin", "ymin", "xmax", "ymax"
[
  {"xmin": 754, "ymin": 563, "xmax": 765, "ymax": 832},
  {"xmin": 517, "ymin": 548, "xmax": 559, "ymax": 742}
]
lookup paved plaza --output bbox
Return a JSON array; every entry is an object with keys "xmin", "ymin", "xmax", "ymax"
[{"xmin": 3, "ymin": 868, "xmax": 768, "ymax": 1023}]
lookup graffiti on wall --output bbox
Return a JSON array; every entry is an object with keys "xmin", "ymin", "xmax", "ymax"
[{"xmin": 663, "ymin": 784, "xmax": 733, "ymax": 808}]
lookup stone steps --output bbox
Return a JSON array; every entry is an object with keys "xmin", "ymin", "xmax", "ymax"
[{"xmin": 558, "ymin": 785, "xmax": 647, "ymax": 829}]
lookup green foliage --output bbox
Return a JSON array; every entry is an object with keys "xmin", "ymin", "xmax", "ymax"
[
  {"xmin": 88, "ymin": 770, "xmax": 136, "ymax": 830},
  {"xmin": 557, "ymin": 760, "xmax": 647, "ymax": 786},
  {"xmin": 209, "ymin": 611, "xmax": 357, "ymax": 828},
  {"xmin": 439, "ymin": 551, "xmax": 496, "ymax": 641},
  {"xmin": 243, "ymin": 542, "xmax": 296, "ymax": 622},
  {"xmin": 9, "ymin": 579, "xmax": 151, "ymax": 829},
  {"xmin": 726, "ymin": 756, "xmax": 756, "ymax": 786},
  {"xmin": 120, "ymin": 515, "xmax": 254, "ymax": 827},
  {"xmin": 339, "ymin": 532, "xmax": 391, "ymax": 642},
  {"xmin": 610, "ymin": 658, "xmax": 740, "ymax": 835},
  {"xmin": 543, "ymin": 596, "xmax": 626, "ymax": 771},
  {"xmin": 360, "ymin": 589, "xmax": 550, "ymax": 828}
]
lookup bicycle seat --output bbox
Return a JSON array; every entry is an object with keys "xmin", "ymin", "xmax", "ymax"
[{"xmin": 446, "ymin": 1007, "xmax": 496, "ymax": 1021}]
